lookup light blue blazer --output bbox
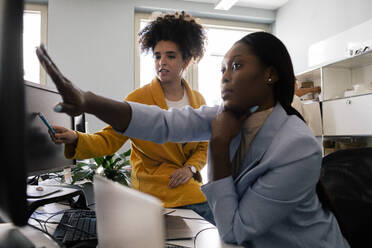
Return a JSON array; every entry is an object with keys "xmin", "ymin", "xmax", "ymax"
[{"xmin": 123, "ymin": 102, "xmax": 350, "ymax": 248}]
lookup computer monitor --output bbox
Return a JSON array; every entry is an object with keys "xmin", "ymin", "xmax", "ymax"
[
  {"xmin": 0, "ymin": 0, "xmax": 85, "ymax": 228},
  {"xmin": 0, "ymin": 0, "xmax": 28, "ymax": 226},
  {"xmin": 25, "ymin": 81, "xmax": 77, "ymax": 176}
]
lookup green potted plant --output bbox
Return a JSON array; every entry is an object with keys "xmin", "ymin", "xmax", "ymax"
[{"xmin": 64, "ymin": 148, "xmax": 132, "ymax": 186}]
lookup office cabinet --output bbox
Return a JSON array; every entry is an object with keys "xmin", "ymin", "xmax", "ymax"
[
  {"xmin": 323, "ymin": 94, "xmax": 372, "ymax": 136},
  {"xmin": 296, "ymin": 50, "xmax": 372, "ymax": 153}
]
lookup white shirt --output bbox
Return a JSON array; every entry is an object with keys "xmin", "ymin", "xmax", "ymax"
[{"xmin": 165, "ymin": 88, "xmax": 190, "ymax": 109}]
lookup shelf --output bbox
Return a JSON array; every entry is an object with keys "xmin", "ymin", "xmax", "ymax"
[
  {"xmin": 321, "ymin": 92, "xmax": 372, "ymax": 102},
  {"xmin": 326, "ymin": 50, "xmax": 372, "ymax": 69},
  {"xmin": 296, "ymin": 68, "xmax": 321, "ymax": 82}
]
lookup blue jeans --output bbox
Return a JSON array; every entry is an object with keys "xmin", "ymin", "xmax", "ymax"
[{"xmin": 176, "ymin": 201, "xmax": 215, "ymax": 225}]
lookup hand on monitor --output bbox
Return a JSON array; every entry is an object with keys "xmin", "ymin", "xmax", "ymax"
[
  {"xmin": 36, "ymin": 44, "xmax": 86, "ymax": 116},
  {"xmin": 49, "ymin": 125, "xmax": 78, "ymax": 145},
  {"xmin": 36, "ymin": 44, "xmax": 133, "ymax": 132}
]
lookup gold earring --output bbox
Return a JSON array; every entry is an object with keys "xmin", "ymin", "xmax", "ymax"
[{"xmin": 267, "ymin": 78, "xmax": 273, "ymax": 86}]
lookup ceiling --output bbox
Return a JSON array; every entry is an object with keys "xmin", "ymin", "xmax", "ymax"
[
  {"xmin": 179, "ymin": 0, "xmax": 289, "ymax": 10},
  {"xmin": 26, "ymin": 0, "xmax": 289, "ymax": 10}
]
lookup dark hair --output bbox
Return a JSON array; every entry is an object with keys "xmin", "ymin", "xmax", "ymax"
[
  {"xmin": 238, "ymin": 32, "xmax": 346, "ymax": 236},
  {"xmin": 138, "ymin": 11, "xmax": 206, "ymax": 62}
]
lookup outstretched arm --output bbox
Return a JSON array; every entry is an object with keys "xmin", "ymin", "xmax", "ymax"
[
  {"xmin": 36, "ymin": 44, "xmax": 218, "ymax": 143},
  {"xmin": 36, "ymin": 44, "xmax": 132, "ymax": 132}
]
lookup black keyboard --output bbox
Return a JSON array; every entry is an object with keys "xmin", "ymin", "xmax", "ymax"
[
  {"xmin": 53, "ymin": 209, "xmax": 97, "ymax": 247},
  {"xmin": 53, "ymin": 209, "xmax": 189, "ymax": 248}
]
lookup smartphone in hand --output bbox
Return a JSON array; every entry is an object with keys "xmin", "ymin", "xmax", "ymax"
[{"xmin": 38, "ymin": 112, "xmax": 56, "ymax": 136}]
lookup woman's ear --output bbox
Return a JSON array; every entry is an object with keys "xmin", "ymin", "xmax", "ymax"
[{"xmin": 264, "ymin": 66, "xmax": 279, "ymax": 86}]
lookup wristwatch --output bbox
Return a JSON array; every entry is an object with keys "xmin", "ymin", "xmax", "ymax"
[
  {"xmin": 188, "ymin": 165, "xmax": 197, "ymax": 175},
  {"xmin": 187, "ymin": 165, "xmax": 202, "ymax": 182}
]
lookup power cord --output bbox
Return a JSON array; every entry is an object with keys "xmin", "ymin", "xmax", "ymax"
[
  {"xmin": 29, "ymin": 216, "xmax": 46, "ymax": 231},
  {"xmin": 164, "ymin": 243, "xmax": 191, "ymax": 248},
  {"xmin": 27, "ymin": 223, "xmax": 66, "ymax": 248},
  {"xmin": 27, "ymin": 175, "xmax": 39, "ymax": 185}
]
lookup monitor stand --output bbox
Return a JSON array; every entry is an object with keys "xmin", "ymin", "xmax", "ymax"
[
  {"xmin": 27, "ymin": 185, "xmax": 61, "ymax": 198},
  {"xmin": 27, "ymin": 186, "xmax": 84, "ymax": 219}
]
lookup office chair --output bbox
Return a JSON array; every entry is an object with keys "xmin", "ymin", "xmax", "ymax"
[{"xmin": 321, "ymin": 147, "xmax": 372, "ymax": 248}]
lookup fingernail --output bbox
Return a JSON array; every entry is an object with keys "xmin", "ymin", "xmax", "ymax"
[
  {"xmin": 54, "ymin": 105, "xmax": 62, "ymax": 112},
  {"xmin": 250, "ymin": 105, "xmax": 259, "ymax": 113}
]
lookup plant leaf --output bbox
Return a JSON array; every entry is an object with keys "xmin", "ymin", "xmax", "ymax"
[
  {"xmin": 123, "ymin": 149, "xmax": 131, "ymax": 157},
  {"xmin": 94, "ymin": 157, "xmax": 104, "ymax": 165}
]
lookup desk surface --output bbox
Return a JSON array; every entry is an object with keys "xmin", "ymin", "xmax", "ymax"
[
  {"xmin": 26, "ymin": 203, "xmax": 243, "ymax": 248},
  {"xmin": 166, "ymin": 208, "xmax": 242, "ymax": 248}
]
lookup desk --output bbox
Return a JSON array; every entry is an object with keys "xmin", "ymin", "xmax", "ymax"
[
  {"xmin": 166, "ymin": 209, "xmax": 243, "ymax": 248},
  {"xmin": 0, "ymin": 223, "xmax": 59, "ymax": 247},
  {"xmin": 27, "ymin": 203, "xmax": 243, "ymax": 248}
]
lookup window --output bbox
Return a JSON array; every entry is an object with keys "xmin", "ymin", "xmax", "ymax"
[
  {"xmin": 137, "ymin": 17, "xmax": 154, "ymax": 87},
  {"xmin": 134, "ymin": 13, "xmax": 270, "ymax": 183},
  {"xmin": 198, "ymin": 26, "xmax": 258, "ymax": 106},
  {"xmin": 23, "ymin": 4, "xmax": 47, "ymax": 84}
]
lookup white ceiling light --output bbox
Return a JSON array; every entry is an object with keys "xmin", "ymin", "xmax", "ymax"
[{"xmin": 214, "ymin": 0, "xmax": 239, "ymax": 10}]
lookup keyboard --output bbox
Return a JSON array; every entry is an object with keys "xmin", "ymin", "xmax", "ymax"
[
  {"xmin": 53, "ymin": 209, "xmax": 97, "ymax": 247},
  {"xmin": 53, "ymin": 209, "xmax": 190, "ymax": 248}
]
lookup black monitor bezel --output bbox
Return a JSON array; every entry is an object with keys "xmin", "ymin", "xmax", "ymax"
[{"xmin": 24, "ymin": 80, "xmax": 79, "ymax": 176}]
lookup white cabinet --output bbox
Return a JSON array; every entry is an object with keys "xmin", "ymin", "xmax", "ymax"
[
  {"xmin": 296, "ymin": 50, "xmax": 372, "ymax": 137},
  {"xmin": 302, "ymin": 101, "xmax": 322, "ymax": 136},
  {"xmin": 323, "ymin": 95, "xmax": 372, "ymax": 136}
]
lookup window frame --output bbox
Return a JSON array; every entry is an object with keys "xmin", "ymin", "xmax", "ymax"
[{"xmin": 24, "ymin": 3, "xmax": 48, "ymax": 85}]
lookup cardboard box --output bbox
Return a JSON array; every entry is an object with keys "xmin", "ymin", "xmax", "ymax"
[{"xmin": 300, "ymin": 81, "xmax": 314, "ymax": 88}]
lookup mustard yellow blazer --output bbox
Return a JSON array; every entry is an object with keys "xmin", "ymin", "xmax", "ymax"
[{"xmin": 65, "ymin": 78, "xmax": 208, "ymax": 207}]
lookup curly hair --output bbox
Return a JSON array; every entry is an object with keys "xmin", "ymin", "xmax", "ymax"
[{"xmin": 138, "ymin": 11, "xmax": 206, "ymax": 62}]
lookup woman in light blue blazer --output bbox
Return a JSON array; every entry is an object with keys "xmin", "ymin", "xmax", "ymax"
[{"xmin": 37, "ymin": 32, "xmax": 349, "ymax": 247}]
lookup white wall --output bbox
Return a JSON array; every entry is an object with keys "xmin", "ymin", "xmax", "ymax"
[
  {"xmin": 48, "ymin": 0, "xmax": 134, "ymax": 138},
  {"xmin": 47, "ymin": 0, "xmax": 275, "ymax": 137},
  {"xmin": 274, "ymin": 0, "xmax": 372, "ymax": 74}
]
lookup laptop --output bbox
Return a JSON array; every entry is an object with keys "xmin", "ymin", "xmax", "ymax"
[{"xmin": 93, "ymin": 175, "xmax": 165, "ymax": 248}]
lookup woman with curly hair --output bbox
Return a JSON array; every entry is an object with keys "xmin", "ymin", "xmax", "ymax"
[{"xmin": 48, "ymin": 11, "xmax": 214, "ymax": 223}]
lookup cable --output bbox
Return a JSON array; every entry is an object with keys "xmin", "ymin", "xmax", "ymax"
[
  {"xmin": 164, "ymin": 243, "xmax": 191, "ymax": 248},
  {"xmin": 33, "ymin": 208, "xmax": 97, "ymax": 247},
  {"xmin": 164, "ymin": 209, "xmax": 176, "ymax": 215},
  {"xmin": 27, "ymin": 223, "xmax": 66, "ymax": 248},
  {"xmin": 34, "ymin": 210, "xmax": 58, "ymax": 215},
  {"xmin": 29, "ymin": 216, "xmax": 46, "ymax": 231},
  {"xmin": 180, "ymin": 216, "xmax": 207, "ymax": 221},
  {"xmin": 43, "ymin": 208, "xmax": 78, "ymax": 233},
  {"xmin": 27, "ymin": 175, "xmax": 40, "ymax": 185},
  {"xmin": 30, "ymin": 217, "xmax": 60, "ymax": 225},
  {"xmin": 193, "ymin": 227, "xmax": 217, "ymax": 248}
]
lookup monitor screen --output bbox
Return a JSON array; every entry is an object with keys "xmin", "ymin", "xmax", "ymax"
[
  {"xmin": 0, "ymin": 0, "xmax": 28, "ymax": 226},
  {"xmin": 25, "ymin": 81, "xmax": 77, "ymax": 176}
]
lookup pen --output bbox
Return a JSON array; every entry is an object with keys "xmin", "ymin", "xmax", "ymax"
[{"xmin": 38, "ymin": 112, "xmax": 56, "ymax": 136}]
